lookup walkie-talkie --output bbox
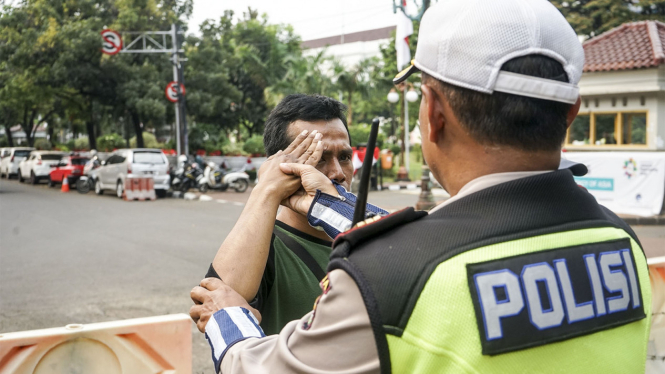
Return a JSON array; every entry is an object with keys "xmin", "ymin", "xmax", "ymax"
[{"xmin": 351, "ymin": 118, "xmax": 381, "ymax": 228}]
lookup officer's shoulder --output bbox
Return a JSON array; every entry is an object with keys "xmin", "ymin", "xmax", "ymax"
[{"xmin": 333, "ymin": 207, "xmax": 427, "ymax": 250}]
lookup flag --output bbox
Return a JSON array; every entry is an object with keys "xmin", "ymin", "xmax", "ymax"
[{"xmin": 395, "ymin": 0, "xmax": 414, "ymax": 70}]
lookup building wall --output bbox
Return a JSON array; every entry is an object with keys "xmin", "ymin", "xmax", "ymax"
[{"xmin": 573, "ymin": 68, "xmax": 664, "ymax": 151}]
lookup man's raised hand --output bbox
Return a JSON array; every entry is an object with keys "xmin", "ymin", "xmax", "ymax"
[
  {"xmin": 190, "ymin": 277, "xmax": 262, "ymax": 333},
  {"xmin": 278, "ymin": 163, "xmax": 338, "ymax": 216}
]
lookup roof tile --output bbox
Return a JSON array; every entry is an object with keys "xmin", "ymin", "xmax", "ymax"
[{"xmin": 583, "ymin": 21, "xmax": 665, "ymax": 72}]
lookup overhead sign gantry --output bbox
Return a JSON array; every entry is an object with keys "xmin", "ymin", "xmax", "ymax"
[{"xmin": 101, "ymin": 24, "xmax": 188, "ymax": 155}]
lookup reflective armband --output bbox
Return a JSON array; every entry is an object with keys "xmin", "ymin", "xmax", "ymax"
[
  {"xmin": 308, "ymin": 182, "xmax": 389, "ymax": 238},
  {"xmin": 205, "ymin": 307, "xmax": 265, "ymax": 373}
]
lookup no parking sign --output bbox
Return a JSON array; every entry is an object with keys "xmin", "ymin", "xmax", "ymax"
[
  {"xmin": 165, "ymin": 81, "xmax": 186, "ymax": 103},
  {"xmin": 100, "ymin": 29, "xmax": 122, "ymax": 55}
]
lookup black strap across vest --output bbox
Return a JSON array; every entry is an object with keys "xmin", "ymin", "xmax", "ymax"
[{"xmin": 273, "ymin": 229, "xmax": 326, "ymax": 281}]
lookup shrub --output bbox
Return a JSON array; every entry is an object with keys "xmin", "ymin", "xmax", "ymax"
[
  {"xmin": 243, "ymin": 135, "xmax": 265, "ymax": 155},
  {"xmin": 34, "ymin": 139, "xmax": 52, "ymax": 150},
  {"xmin": 0, "ymin": 136, "xmax": 8, "ymax": 147},
  {"xmin": 222, "ymin": 142, "xmax": 247, "ymax": 156},
  {"xmin": 348, "ymin": 123, "xmax": 385, "ymax": 148},
  {"xmin": 97, "ymin": 133, "xmax": 126, "ymax": 152},
  {"xmin": 129, "ymin": 132, "xmax": 164, "ymax": 149},
  {"xmin": 390, "ymin": 144, "xmax": 401, "ymax": 157},
  {"xmin": 74, "ymin": 137, "xmax": 90, "ymax": 151}
]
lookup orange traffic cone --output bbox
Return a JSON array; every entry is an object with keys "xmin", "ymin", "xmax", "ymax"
[{"xmin": 61, "ymin": 176, "xmax": 70, "ymax": 193}]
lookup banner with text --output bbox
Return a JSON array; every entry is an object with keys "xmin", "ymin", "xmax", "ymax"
[{"xmin": 564, "ymin": 152, "xmax": 665, "ymax": 217}]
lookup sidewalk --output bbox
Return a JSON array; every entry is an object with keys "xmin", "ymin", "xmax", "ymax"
[{"xmin": 618, "ymin": 214, "xmax": 665, "ymax": 226}]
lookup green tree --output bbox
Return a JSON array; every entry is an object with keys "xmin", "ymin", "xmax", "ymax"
[{"xmin": 551, "ymin": 0, "xmax": 665, "ymax": 38}]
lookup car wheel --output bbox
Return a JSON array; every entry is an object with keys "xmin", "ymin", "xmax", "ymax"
[
  {"xmin": 47, "ymin": 177, "xmax": 55, "ymax": 188},
  {"xmin": 155, "ymin": 189, "xmax": 167, "ymax": 198},
  {"xmin": 94, "ymin": 179, "xmax": 104, "ymax": 195},
  {"xmin": 18, "ymin": 170, "xmax": 24, "ymax": 183},
  {"xmin": 234, "ymin": 179, "xmax": 249, "ymax": 193},
  {"xmin": 116, "ymin": 181, "xmax": 124, "ymax": 199},
  {"xmin": 30, "ymin": 171, "xmax": 37, "ymax": 185}
]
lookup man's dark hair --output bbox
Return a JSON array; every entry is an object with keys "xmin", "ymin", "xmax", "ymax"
[
  {"xmin": 263, "ymin": 94, "xmax": 349, "ymax": 156},
  {"xmin": 423, "ymin": 55, "xmax": 573, "ymax": 152}
]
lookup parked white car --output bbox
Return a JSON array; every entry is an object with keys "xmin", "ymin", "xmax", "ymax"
[
  {"xmin": 18, "ymin": 151, "xmax": 66, "ymax": 184},
  {"xmin": 0, "ymin": 147, "xmax": 35, "ymax": 179},
  {"xmin": 93, "ymin": 149, "xmax": 170, "ymax": 198}
]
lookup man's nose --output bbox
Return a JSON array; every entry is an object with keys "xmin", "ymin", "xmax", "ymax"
[{"xmin": 326, "ymin": 159, "xmax": 346, "ymax": 185}]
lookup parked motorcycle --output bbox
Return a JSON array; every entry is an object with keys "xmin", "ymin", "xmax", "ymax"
[
  {"xmin": 76, "ymin": 153, "xmax": 101, "ymax": 194},
  {"xmin": 198, "ymin": 162, "xmax": 250, "ymax": 193},
  {"xmin": 171, "ymin": 161, "xmax": 204, "ymax": 192}
]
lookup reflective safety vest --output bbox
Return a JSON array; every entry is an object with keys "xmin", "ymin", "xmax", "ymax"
[{"xmin": 330, "ymin": 170, "xmax": 651, "ymax": 374}]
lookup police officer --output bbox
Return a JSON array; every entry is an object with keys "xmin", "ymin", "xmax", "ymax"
[{"xmin": 189, "ymin": 0, "xmax": 652, "ymax": 372}]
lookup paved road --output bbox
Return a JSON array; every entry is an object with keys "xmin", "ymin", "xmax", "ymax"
[
  {"xmin": 0, "ymin": 179, "xmax": 239, "ymax": 373},
  {"xmin": 1, "ymin": 178, "xmax": 663, "ymax": 373}
]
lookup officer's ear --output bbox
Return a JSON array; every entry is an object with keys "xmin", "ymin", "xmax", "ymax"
[
  {"xmin": 421, "ymin": 82, "xmax": 446, "ymax": 144},
  {"xmin": 566, "ymin": 96, "xmax": 582, "ymax": 130}
]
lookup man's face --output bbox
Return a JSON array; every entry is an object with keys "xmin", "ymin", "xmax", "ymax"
[{"xmin": 288, "ymin": 119, "xmax": 353, "ymax": 190}]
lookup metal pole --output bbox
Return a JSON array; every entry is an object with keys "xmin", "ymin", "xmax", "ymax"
[
  {"xmin": 404, "ymin": 90, "xmax": 410, "ymax": 176},
  {"xmin": 171, "ymin": 23, "xmax": 181, "ymax": 155},
  {"xmin": 176, "ymin": 24, "xmax": 189, "ymax": 156}
]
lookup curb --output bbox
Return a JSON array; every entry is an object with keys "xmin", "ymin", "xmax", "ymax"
[
  {"xmin": 378, "ymin": 184, "xmax": 420, "ymax": 191},
  {"xmin": 621, "ymin": 216, "xmax": 665, "ymax": 226}
]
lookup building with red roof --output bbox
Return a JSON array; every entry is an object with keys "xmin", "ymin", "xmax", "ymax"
[{"xmin": 569, "ymin": 21, "xmax": 665, "ymax": 151}]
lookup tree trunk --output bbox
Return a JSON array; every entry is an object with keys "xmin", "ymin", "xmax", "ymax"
[
  {"xmin": 87, "ymin": 101, "xmax": 97, "ymax": 150},
  {"xmin": 131, "ymin": 111, "xmax": 144, "ymax": 148},
  {"xmin": 23, "ymin": 109, "xmax": 37, "ymax": 147},
  {"xmin": 3, "ymin": 124, "xmax": 14, "ymax": 146},
  {"xmin": 346, "ymin": 90, "xmax": 353, "ymax": 127}
]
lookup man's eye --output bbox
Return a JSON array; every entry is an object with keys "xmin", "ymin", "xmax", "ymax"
[{"xmin": 340, "ymin": 155, "xmax": 352, "ymax": 161}]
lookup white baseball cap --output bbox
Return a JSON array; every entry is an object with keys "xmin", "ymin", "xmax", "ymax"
[{"xmin": 394, "ymin": 0, "xmax": 584, "ymax": 104}]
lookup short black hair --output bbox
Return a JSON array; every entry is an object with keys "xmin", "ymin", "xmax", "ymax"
[
  {"xmin": 263, "ymin": 94, "xmax": 349, "ymax": 156},
  {"xmin": 423, "ymin": 55, "xmax": 573, "ymax": 152}
]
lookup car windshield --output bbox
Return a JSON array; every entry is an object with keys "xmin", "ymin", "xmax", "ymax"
[
  {"xmin": 14, "ymin": 151, "xmax": 31, "ymax": 157},
  {"xmin": 133, "ymin": 152, "xmax": 165, "ymax": 164},
  {"xmin": 71, "ymin": 158, "xmax": 90, "ymax": 165},
  {"xmin": 42, "ymin": 154, "xmax": 63, "ymax": 160}
]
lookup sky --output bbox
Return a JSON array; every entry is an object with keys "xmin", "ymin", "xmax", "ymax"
[{"xmin": 188, "ymin": 0, "xmax": 401, "ymax": 41}]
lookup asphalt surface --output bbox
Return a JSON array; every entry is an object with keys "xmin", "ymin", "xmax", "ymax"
[{"xmin": 1, "ymin": 178, "xmax": 663, "ymax": 373}]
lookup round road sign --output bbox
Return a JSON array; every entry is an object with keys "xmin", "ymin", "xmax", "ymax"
[
  {"xmin": 101, "ymin": 29, "xmax": 123, "ymax": 55},
  {"xmin": 165, "ymin": 81, "xmax": 186, "ymax": 103}
]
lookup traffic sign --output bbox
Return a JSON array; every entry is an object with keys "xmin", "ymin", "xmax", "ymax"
[
  {"xmin": 165, "ymin": 81, "xmax": 186, "ymax": 103},
  {"xmin": 100, "ymin": 29, "xmax": 123, "ymax": 55}
]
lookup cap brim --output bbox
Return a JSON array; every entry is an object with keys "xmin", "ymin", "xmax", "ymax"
[{"xmin": 393, "ymin": 62, "xmax": 420, "ymax": 85}]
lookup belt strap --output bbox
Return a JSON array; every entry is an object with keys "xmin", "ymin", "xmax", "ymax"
[{"xmin": 273, "ymin": 229, "xmax": 326, "ymax": 281}]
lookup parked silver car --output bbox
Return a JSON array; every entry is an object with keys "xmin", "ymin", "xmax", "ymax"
[
  {"xmin": 0, "ymin": 147, "xmax": 35, "ymax": 178},
  {"xmin": 93, "ymin": 149, "xmax": 170, "ymax": 198}
]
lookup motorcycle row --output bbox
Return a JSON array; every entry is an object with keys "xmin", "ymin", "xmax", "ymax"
[{"xmin": 76, "ymin": 154, "xmax": 250, "ymax": 195}]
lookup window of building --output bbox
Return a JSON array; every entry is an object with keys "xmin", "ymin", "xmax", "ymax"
[{"xmin": 566, "ymin": 112, "xmax": 647, "ymax": 147}]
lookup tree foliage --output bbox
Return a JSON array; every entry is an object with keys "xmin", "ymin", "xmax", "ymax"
[{"xmin": 551, "ymin": 0, "xmax": 665, "ymax": 38}]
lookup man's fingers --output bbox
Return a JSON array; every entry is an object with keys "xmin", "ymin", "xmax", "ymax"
[
  {"xmin": 191, "ymin": 286, "xmax": 207, "ymax": 305},
  {"xmin": 196, "ymin": 316, "xmax": 209, "ymax": 333},
  {"xmin": 297, "ymin": 133, "xmax": 322, "ymax": 163},
  {"xmin": 190, "ymin": 304, "xmax": 202, "ymax": 322},
  {"xmin": 279, "ymin": 163, "xmax": 314, "ymax": 176},
  {"xmin": 304, "ymin": 140, "xmax": 324, "ymax": 166},
  {"xmin": 200, "ymin": 277, "xmax": 224, "ymax": 291},
  {"xmin": 290, "ymin": 130, "xmax": 318, "ymax": 159},
  {"xmin": 281, "ymin": 130, "xmax": 309, "ymax": 154}
]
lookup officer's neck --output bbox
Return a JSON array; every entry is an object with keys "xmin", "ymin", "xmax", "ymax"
[
  {"xmin": 276, "ymin": 207, "xmax": 332, "ymax": 241},
  {"xmin": 436, "ymin": 144, "xmax": 561, "ymax": 197}
]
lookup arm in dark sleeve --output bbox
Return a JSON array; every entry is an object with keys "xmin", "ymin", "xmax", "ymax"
[
  {"xmin": 308, "ymin": 182, "xmax": 389, "ymax": 239},
  {"xmin": 206, "ymin": 235, "xmax": 276, "ymax": 314}
]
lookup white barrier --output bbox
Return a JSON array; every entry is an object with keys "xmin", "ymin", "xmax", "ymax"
[
  {"xmin": 0, "ymin": 314, "xmax": 191, "ymax": 374},
  {"xmin": 647, "ymin": 257, "xmax": 665, "ymax": 374},
  {"xmin": 124, "ymin": 176, "xmax": 156, "ymax": 201}
]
